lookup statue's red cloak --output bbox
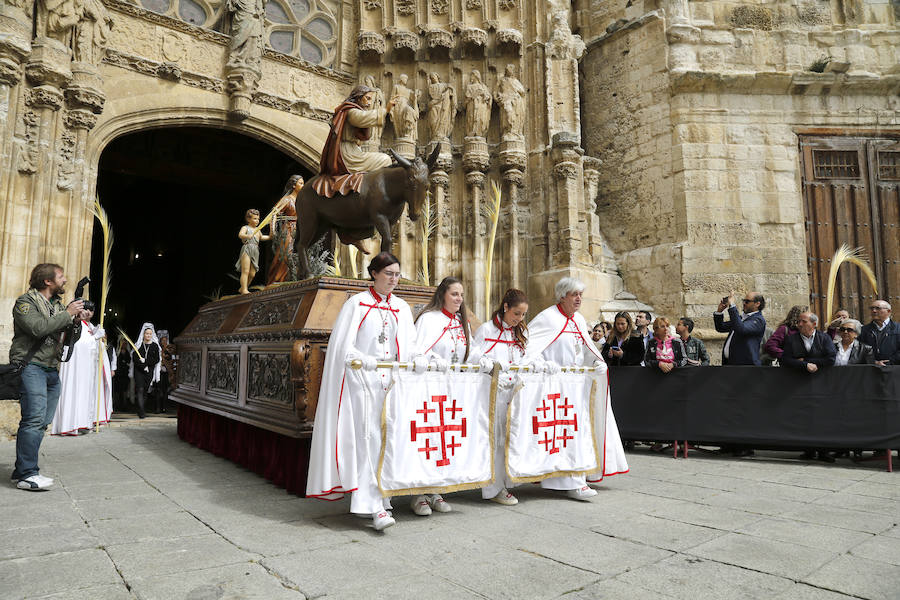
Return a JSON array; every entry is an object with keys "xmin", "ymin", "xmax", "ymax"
[{"xmin": 311, "ymin": 101, "xmax": 371, "ymax": 198}]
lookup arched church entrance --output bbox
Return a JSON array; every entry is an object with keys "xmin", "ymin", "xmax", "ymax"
[{"xmin": 90, "ymin": 126, "xmax": 313, "ymax": 341}]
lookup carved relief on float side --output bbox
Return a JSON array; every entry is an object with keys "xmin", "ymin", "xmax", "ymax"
[{"xmin": 207, "ymin": 351, "xmax": 239, "ymax": 397}]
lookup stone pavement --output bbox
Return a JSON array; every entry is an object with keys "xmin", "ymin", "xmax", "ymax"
[{"xmin": 1, "ymin": 423, "xmax": 899, "ymax": 600}]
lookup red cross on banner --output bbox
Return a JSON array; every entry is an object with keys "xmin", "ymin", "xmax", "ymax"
[
  {"xmin": 410, "ymin": 394, "xmax": 468, "ymax": 467},
  {"xmin": 532, "ymin": 393, "xmax": 579, "ymax": 455}
]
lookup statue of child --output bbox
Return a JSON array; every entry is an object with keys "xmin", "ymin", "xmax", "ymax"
[{"xmin": 235, "ymin": 209, "xmax": 271, "ymax": 294}]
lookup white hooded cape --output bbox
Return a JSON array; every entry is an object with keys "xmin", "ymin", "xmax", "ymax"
[
  {"xmin": 52, "ymin": 321, "xmax": 113, "ymax": 434},
  {"xmin": 525, "ymin": 304, "xmax": 629, "ymax": 479},
  {"xmin": 306, "ymin": 288, "xmax": 417, "ymax": 500}
]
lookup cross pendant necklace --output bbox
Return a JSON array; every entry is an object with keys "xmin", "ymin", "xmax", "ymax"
[{"xmin": 378, "ymin": 300, "xmax": 389, "ymax": 345}]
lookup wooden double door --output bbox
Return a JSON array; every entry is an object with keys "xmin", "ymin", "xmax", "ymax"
[{"xmin": 801, "ymin": 135, "xmax": 900, "ymax": 322}]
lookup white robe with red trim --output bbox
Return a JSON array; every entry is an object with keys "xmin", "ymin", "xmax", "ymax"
[
  {"xmin": 473, "ymin": 317, "xmax": 526, "ymax": 496},
  {"xmin": 524, "ymin": 305, "xmax": 629, "ymax": 479},
  {"xmin": 415, "ymin": 309, "xmax": 478, "ymax": 364},
  {"xmin": 52, "ymin": 321, "xmax": 112, "ymax": 435},
  {"xmin": 306, "ymin": 288, "xmax": 417, "ymax": 502}
]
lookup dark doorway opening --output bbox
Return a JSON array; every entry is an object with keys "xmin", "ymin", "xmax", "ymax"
[{"xmin": 90, "ymin": 126, "xmax": 312, "ymax": 342}]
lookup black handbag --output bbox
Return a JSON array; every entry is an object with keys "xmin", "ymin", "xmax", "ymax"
[{"xmin": 0, "ymin": 337, "xmax": 48, "ymax": 400}]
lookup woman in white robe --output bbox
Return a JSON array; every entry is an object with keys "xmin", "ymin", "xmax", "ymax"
[
  {"xmin": 524, "ymin": 277, "xmax": 629, "ymax": 499},
  {"xmin": 413, "ymin": 276, "xmax": 486, "ymax": 515},
  {"xmin": 306, "ymin": 252, "xmax": 424, "ymax": 531},
  {"xmin": 472, "ymin": 288, "xmax": 529, "ymax": 506},
  {"xmin": 52, "ymin": 309, "xmax": 112, "ymax": 435}
]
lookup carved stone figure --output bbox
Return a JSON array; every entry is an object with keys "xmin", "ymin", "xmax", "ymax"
[
  {"xmin": 226, "ymin": 0, "xmax": 265, "ymax": 70},
  {"xmin": 464, "ymin": 69, "xmax": 491, "ymax": 138},
  {"xmin": 389, "ymin": 73, "xmax": 419, "ymax": 142},
  {"xmin": 38, "ymin": 0, "xmax": 79, "ymax": 43},
  {"xmin": 73, "ymin": 0, "xmax": 113, "ymax": 65},
  {"xmin": 495, "ymin": 64, "xmax": 526, "ymax": 141},
  {"xmin": 427, "ymin": 72, "xmax": 455, "ymax": 141},
  {"xmin": 363, "ymin": 75, "xmax": 385, "ymax": 148}
]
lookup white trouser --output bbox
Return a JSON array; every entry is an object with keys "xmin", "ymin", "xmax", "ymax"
[
  {"xmin": 541, "ymin": 474, "xmax": 587, "ymax": 491},
  {"xmin": 482, "ymin": 387, "xmax": 515, "ymax": 499}
]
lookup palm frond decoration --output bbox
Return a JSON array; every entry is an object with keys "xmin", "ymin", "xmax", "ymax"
[
  {"xmin": 203, "ymin": 285, "xmax": 224, "ymax": 302},
  {"xmin": 90, "ymin": 199, "xmax": 114, "ymax": 328},
  {"xmin": 420, "ymin": 190, "xmax": 436, "ymax": 285},
  {"xmin": 116, "ymin": 328, "xmax": 140, "ymax": 354},
  {"xmin": 348, "ymin": 244, "xmax": 359, "ymax": 279},
  {"xmin": 825, "ymin": 244, "xmax": 878, "ymax": 322},
  {"xmin": 332, "ymin": 243, "xmax": 342, "ymax": 277},
  {"xmin": 483, "ymin": 180, "xmax": 502, "ymax": 319}
]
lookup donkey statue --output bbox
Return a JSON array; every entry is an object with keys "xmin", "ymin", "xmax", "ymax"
[{"xmin": 294, "ymin": 146, "xmax": 440, "ymax": 279}]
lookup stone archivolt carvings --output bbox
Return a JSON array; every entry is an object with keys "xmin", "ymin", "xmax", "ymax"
[
  {"xmin": 460, "ymin": 27, "xmax": 487, "ymax": 48},
  {"xmin": 396, "ymin": 0, "xmax": 415, "ymax": 15},
  {"xmin": 392, "ymin": 30, "xmax": 419, "ymax": 52},
  {"xmin": 63, "ymin": 108, "xmax": 97, "ymax": 129},
  {"xmin": 498, "ymin": 0, "xmax": 517, "ymax": 10},
  {"xmin": 357, "ymin": 31, "xmax": 386, "ymax": 55},
  {"xmin": 56, "ymin": 130, "xmax": 76, "ymax": 190},
  {"xmin": 207, "ymin": 351, "xmax": 239, "ymax": 395},
  {"xmin": 15, "ymin": 110, "xmax": 39, "ymax": 174},
  {"xmin": 26, "ymin": 84, "xmax": 65, "ymax": 109},
  {"xmin": 465, "ymin": 0, "xmax": 482, "ymax": 8},
  {"xmin": 426, "ymin": 28, "xmax": 453, "ymax": 50},
  {"xmin": 364, "ymin": 0, "xmax": 382, "ymax": 9},
  {"xmin": 431, "ymin": 0, "xmax": 448, "ymax": 16},
  {"xmin": 248, "ymin": 352, "xmax": 292, "ymax": 405}
]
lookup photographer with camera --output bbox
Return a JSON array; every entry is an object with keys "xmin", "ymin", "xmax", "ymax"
[
  {"xmin": 713, "ymin": 291, "xmax": 767, "ymax": 366},
  {"xmin": 9, "ymin": 264, "xmax": 84, "ymax": 491}
]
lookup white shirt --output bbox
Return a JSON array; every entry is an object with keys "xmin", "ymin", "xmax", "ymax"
[
  {"xmin": 800, "ymin": 333, "xmax": 815, "ymax": 352},
  {"xmin": 835, "ymin": 342, "xmax": 853, "ymax": 366}
]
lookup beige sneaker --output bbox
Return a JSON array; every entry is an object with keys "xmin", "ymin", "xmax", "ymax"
[
  {"xmin": 489, "ymin": 489, "xmax": 518, "ymax": 506},
  {"xmin": 428, "ymin": 494, "xmax": 452, "ymax": 513},
  {"xmin": 372, "ymin": 511, "xmax": 395, "ymax": 531},
  {"xmin": 411, "ymin": 495, "xmax": 432, "ymax": 516}
]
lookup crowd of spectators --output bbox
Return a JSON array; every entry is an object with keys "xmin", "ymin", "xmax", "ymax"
[{"xmin": 591, "ymin": 294, "xmax": 900, "ymax": 371}]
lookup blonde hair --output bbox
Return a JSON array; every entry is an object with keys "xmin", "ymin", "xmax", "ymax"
[{"xmin": 652, "ymin": 316, "xmax": 670, "ymax": 330}]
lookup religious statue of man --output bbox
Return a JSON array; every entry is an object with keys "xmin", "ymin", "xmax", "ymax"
[
  {"xmin": 319, "ymin": 85, "xmax": 398, "ymax": 179},
  {"xmin": 464, "ymin": 70, "xmax": 491, "ymax": 139},
  {"xmin": 495, "ymin": 64, "xmax": 527, "ymax": 141},
  {"xmin": 389, "ymin": 73, "xmax": 419, "ymax": 142},
  {"xmin": 38, "ymin": 0, "xmax": 80, "ymax": 43},
  {"xmin": 427, "ymin": 72, "xmax": 456, "ymax": 142},
  {"xmin": 362, "ymin": 75, "xmax": 385, "ymax": 150},
  {"xmin": 73, "ymin": 0, "xmax": 113, "ymax": 65},
  {"xmin": 226, "ymin": 0, "xmax": 265, "ymax": 70}
]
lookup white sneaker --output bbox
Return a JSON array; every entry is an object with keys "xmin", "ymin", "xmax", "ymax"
[
  {"xmin": 411, "ymin": 495, "xmax": 432, "ymax": 516},
  {"xmin": 490, "ymin": 489, "xmax": 519, "ymax": 506},
  {"xmin": 372, "ymin": 511, "xmax": 395, "ymax": 531},
  {"xmin": 16, "ymin": 475, "xmax": 53, "ymax": 491},
  {"xmin": 566, "ymin": 486, "xmax": 597, "ymax": 501},
  {"xmin": 428, "ymin": 494, "xmax": 452, "ymax": 513},
  {"xmin": 34, "ymin": 474, "xmax": 54, "ymax": 486}
]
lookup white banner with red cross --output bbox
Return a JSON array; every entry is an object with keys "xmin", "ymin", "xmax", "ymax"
[
  {"xmin": 505, "ymin": 369, "xmax": 606, "ymax": 483},
  {"xmin": 378, "ymin": 368, "xmax": 494, "ymax": 496}
]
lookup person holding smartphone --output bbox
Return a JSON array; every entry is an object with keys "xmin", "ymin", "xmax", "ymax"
[{"xmin": 601, "ymin": 312, "xmax": 644, "ymax": 366}]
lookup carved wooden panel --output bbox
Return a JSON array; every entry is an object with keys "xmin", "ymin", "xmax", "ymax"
[
  {"xmin": 185, "ymin": 309, "xmax": 230, "ymax": 334},
  {"xmin": 240, "ymin": 298, "xmax": 299, "ymax": 328},
  {"xmin": 248, "ymin": 352, "xmax": 292, "ymax": 407},
  {"xmin": 207, "ymin": 351, "xmax": 239, "ymax": 396},
  {"xmin": 180, "ymin": 350, "xmax": 201, "ymax": 388}
]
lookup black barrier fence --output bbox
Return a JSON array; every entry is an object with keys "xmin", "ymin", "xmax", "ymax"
[{"xmin": 608, "ymin": 365, "xmax": 900, "ymax": 449}]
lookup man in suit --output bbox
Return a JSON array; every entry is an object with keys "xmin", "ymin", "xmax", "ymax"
[
  {"xmin": 781, "ymin": 312, "xmax": 837, "ymax": 373},
  {"xmin": 859, "ymin": 300, "xmax": 900, "ymax": 366},
  {"xmin": 713, "ymin": 292, "xmax": 767, "ymax": 365}
]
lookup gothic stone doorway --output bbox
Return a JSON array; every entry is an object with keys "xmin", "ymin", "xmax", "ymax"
[{"xmin": 91, "ymin": 126, "xmax": 313, "ymax": 341}]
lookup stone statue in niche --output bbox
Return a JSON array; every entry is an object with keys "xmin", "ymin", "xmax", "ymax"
[
  {"xmin": 363, "ymin": 75, "xmax": 385, "ymax": 149},
  {"xmin": 37, "ymin": 0, "xmax": 80, "ymax": 43},
  {"xmin": 495, "ymin": 64, "xmax": 526, "ymax": 141},
  {"xmin": 464, "ymin": 69, "xmax": 491, "ymax": 138},
  {"xmin": 73, "ymin": 0, "xmax": 113, "ymax": 65},
  {"xmin": 226, "ymin": 0, "xmax": 266, "ymax": 70},
  {"xmin": 389, "ymin": 73, "xmax": 420, "ymax": 142},
  {"xmin": 427, "ymin": 72, "xmax": 456, "ymax": 142}
]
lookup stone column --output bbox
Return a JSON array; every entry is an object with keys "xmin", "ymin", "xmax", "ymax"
[
  {"xmin": 582, "ymin": 156, "xmax": 602, "ymax": 265},
  {"xmin": 665, "ymin": 0, "xmax": 699, "ymax": 72},
  {"xmin": 463, "ymin": 136, "xmax": 490, "ymax": 316},
  {"xmin": 550, "ymin": 133, "xmax": 584, "ymax": 267},
  {"xmin": 501, "ymin": 167, "xmax": 525, "ymax": 290},
  {"xmin": 428, "ymin": 165, "xmax": 450, "ymax": 285}
]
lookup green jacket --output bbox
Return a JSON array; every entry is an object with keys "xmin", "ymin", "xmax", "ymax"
[{"xmin": 9, "ymin": 289, "xmax": 72, "ymax": 369}]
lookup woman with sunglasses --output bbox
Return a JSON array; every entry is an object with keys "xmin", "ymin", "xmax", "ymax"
[{"xmin": 833, "ymin": 319, "xmax": 875, "ymax": 365}]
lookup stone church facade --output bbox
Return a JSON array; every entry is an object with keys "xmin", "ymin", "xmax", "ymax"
[{"xmin": 0, "ymin": 0, "xmax": 897, "ymax": 353}]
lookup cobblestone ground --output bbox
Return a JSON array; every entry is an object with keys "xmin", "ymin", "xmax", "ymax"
[{"xmin": 1, "ymin": 421, "xmax": 898, "ymax": 599}]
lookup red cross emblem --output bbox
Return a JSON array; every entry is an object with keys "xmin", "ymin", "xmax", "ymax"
[
  {"xmin": 532, "ymin": 393, "xmax": 578, "ymax": 455},
  {"xmin": 410, "ymin": 394, "xmax": 467, "ymax": 467}
]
